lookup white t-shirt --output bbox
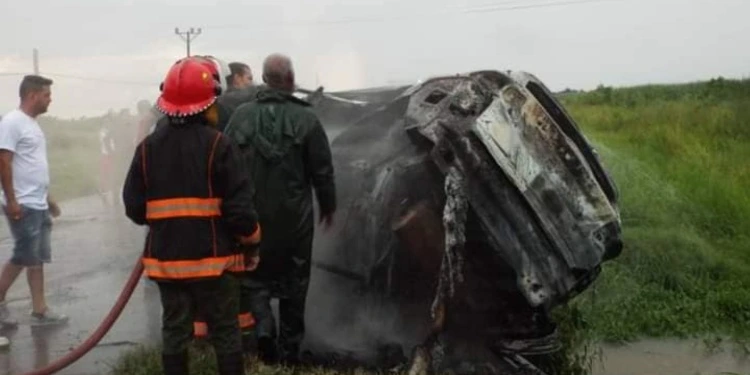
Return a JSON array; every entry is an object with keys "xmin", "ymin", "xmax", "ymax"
[
  {"xmin": 99, "ymin": 126, "xmax": 115, "ymax": 155},
  {"xmin": 0, "ymin": 109, "xmax": 50, "ymax": 210}
]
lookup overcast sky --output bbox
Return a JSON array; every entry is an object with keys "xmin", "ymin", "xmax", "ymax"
[{"xmin": 0, "ymin": 0, "xmax": 747, "ymax": 118}]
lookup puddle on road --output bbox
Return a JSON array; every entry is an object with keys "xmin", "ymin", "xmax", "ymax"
[
  {"xmin": 593, "ymin": 338, "xmax": 750, "ymax": 375},
  {"xmin": 0, "ymin": 274, "xmax": 161, "ymax": 375},
  {"xmin": 0, "ymin": 204, "xmax": 157, "ymax": 375}
]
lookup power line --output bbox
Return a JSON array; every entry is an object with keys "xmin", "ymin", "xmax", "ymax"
[
  {"xmin": 463, "ymin": 0, "xmax": 623, "ymax": 13},
  {"xmin": 49, "ymin": 73, "xmax": 155, "ymax": 86},
  {"xmin": 0, "ymin": 72, "xmax": 154, "ymax": 86},
  {"xmin": 455, "ymin": 0, "xmax": 560, "ymax": 9},
  {"xmin": 206, "ymin": 0, "xmax": 625, "ymax": 29}
]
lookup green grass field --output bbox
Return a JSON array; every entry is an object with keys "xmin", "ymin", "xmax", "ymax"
[
  {"xmin": 38, "ymin": 112, "xmax": 137, "ymax": 201},
  {"xmin": 558, "ymin": 78, "xmax": 750, "ymax": 344},
  {"xmin": 37, "ymin": 77, "xmax": 750, "ymax": 373}
]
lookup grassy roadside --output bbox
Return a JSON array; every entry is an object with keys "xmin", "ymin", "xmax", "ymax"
[
  {"xmin": 558, "ymin": 78, "xmax": 750, "ymax": 344},
  {"xmin": 110, "ymin": 344, "xmax": 338, "ymax": 375}
]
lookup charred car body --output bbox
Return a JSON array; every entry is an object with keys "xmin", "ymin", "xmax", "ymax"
[{"xmin": 302, "ymin": 70, "xmax": 622, "ymax": 374}]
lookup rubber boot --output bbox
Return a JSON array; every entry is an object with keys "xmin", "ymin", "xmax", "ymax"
[
  {"xmin": 241, "ymin": 333, "xmax": 257, "ymax": 357},
  {"xmin": 257, "ymin": 336, "xmax": 279, "ymax": 365},
  {"xmin": 162, "ymin": 351, "xmax": 189, "ymax": 375},
  {"xmin": 278, "ymin": 343, "xmax": 301, "ymax": 367},
  {"xmin": 216, "ymin": 352, "xmax": 245, "ymax": 375}
]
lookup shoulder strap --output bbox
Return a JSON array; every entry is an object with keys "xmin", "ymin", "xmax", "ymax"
[
  {"xmin": 207, "ymin": 132, "xmax": 222, "ymax": 198},
  {"xmin": 140, "ymin": 141, "xmax": 148, "ymax": 188}
]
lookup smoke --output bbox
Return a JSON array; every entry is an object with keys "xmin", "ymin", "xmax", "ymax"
[
  {"xmin": 0, "ymin": 55, "xmax": 24, "ymax": 72},
  {"xmin": 0, "ymin": 39, "xmax": 187, "ymax": 119},
  {"xmin": 301, "ymin": 97, "xmax": 435, "ymax": 367},
  {"xmin": 304, "ymin": 265, "xmax": 421, "ymax": 363},
  {"xmin": 310, "ymin": 48, "xmax": 368, "ymax": 90}
]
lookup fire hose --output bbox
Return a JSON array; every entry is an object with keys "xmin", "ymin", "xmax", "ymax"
[{"xmin": 20, "ymin": 257, "xmax": 144, "ymax": 375}]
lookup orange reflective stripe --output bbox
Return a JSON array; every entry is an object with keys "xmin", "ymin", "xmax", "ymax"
[
  {"xmin": 194, "ymin": 314, "xmax": 254, "ymax": 337},
  {"xmin": 143, "ymin": 256, "xmax": 235, "ymax": 279},
  {"xmin": 194, "ymin": 322, "xmax": 208, "ymax": 337},
  {"xmin": 146, "ymin": 197, "xmax": 222, "ymax": 220},
  {"xmin": 226, "ymin": 254, "xmax": 246, "ymax": 273},
  {"xmin": 225, "ymin": 253, "xmax": 261, "ymax": 273},
  {"xmin": 238, "ymin": 224, "xmax": 262, "ymax": 246},
  {"xmin": 238, "ymin": 312, "xmax": 255, "ymax": 329}
]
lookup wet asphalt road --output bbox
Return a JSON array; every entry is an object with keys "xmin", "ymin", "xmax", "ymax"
[{"xmin": 0, "ymin": 195, "xmax": 162, "ymax": 375}]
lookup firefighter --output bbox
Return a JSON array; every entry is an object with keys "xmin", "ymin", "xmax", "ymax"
[
  {"xmin": 139, "ymin": 55, "xmax": 261, "ymax": 352},
  {"xmin": 122, "ymin": 56, "xmax": 262, "ymax": 375},
  {"xmin": 224, "ymin": 53, "xmax": 336, "ymax": 365}
]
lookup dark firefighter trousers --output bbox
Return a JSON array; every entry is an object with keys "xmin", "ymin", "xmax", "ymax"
[
  {"xmin": 242, "ymin": 235, "xmax": 312, "ymax": 363},
  {"xmin": 193, "ymin": 286, "xmax": 256, "ymax": 348},
  {"xmin": 157, "ymin": 273, "xmax": 245, "ymax": 375}
]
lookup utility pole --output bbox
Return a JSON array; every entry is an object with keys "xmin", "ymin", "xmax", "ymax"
[
  {"xmin": 174, "ymin": 27, "xmax": 202, "ymax": 57},
  {"xmin": 33, "ymin": 48, "xmax": 39, "ymax": 75}
]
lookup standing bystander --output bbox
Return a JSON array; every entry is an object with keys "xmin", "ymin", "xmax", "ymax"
[
  {"xmin": 98, "ymin": 121, "xmax": 117, "ymax": 208},
  {"xmin": 0, "ymin": 75, "xmax": 68, "ymax": 328},
  {"xmin": 224, "ymin": 53, "xmax": 336, "ymax": 365}
]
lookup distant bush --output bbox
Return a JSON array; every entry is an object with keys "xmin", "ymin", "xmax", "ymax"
[{"xmin": 564, "ymin": 77, "xmax": 750, "ymax": 107}]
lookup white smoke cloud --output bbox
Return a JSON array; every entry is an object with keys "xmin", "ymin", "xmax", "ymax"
[
  {"xmin": 309, "ymin": 46, "xmax": 368, "ymax": 91},
  {"xmin": 0, "ymin": 39, "xmax": 186, "ymax": 118}
]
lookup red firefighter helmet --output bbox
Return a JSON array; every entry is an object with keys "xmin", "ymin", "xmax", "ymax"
[{"xmin": 156, "ymin": 56, "xmax": 223, "ymax": 117}]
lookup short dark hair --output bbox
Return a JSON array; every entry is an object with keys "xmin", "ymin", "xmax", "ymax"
[
  {"xmin": 19, "ymin": 75, "xmax": 53, "ymax": 100},
  {"xmin": 226, "ymin": 62, "xmax": 250, "ymax": 86},
  {"xmin": 228, "ymin": 62, "xmax": 250, "ymax": 76}
]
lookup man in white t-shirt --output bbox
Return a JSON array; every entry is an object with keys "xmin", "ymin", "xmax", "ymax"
[{"xmin": 0, "ymin": 75, "xmax": 67, "ymax": 328}]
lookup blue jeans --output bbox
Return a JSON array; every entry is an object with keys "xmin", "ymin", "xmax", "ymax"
[{"xmin": 5, "ymin": 205, "xmax": 52, "ymax": 267}]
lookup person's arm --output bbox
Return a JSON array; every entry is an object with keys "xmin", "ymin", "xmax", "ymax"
[
  {"xmin": 122, "ymin": 142, "xmax": 148, "ymax": 225},
  {"xmin": 214, "ymin": 136, "xmax": 261, "ymax": 246},
  {"xmin": 214, "ymin": 135, "xmax": 261, "ymax": 270},
  {"xmin": 0, "ymin": 150, "xmax": 19, "ymax": 219},
  {"xmin": 304, "ymin": 118, "xmax": 336, "ymax": 228},
  {"xmin": 0, "ymin": 121, "xmax": 21, "ymax": 219},
  {"xmin": 47, "ymin": 194, "xmax": 61, "ymax": 218}
]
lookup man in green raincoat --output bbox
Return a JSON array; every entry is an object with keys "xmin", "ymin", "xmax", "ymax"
[{"xmin": 223, "ymin": 53, "xmax": 336, "ymax": 365}]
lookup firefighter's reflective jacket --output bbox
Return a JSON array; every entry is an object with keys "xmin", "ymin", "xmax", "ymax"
[{"xmin": 122, "ymin": 119, "xmax": 261, "ymax": 281}]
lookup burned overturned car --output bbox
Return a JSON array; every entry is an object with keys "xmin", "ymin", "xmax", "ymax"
[{"xmin": 302, "ymin": 71, "xmax": 623, "ymax": 374}]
